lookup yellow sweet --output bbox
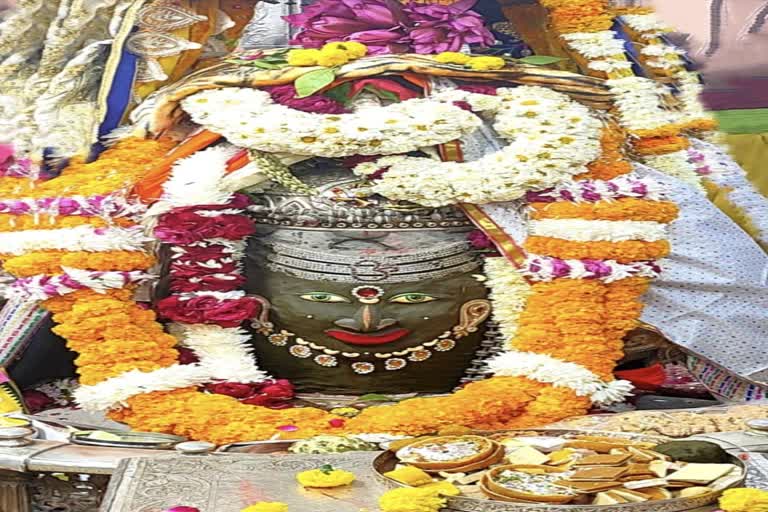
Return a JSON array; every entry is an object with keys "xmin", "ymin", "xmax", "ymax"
[
  {"xmin": 384, "ymin": 465, "xmax": 433, "ymax": 486},
  {"xmin": 467, "ymin": 56, "xmax": 506, "ymax": 71}
]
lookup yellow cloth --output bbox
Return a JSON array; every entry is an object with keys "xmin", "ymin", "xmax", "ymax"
[{"xmin": 723, "ymin": 133, "xmax": 768, "ymax": 198}]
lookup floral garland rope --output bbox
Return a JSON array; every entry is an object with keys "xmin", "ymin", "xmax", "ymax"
[
  {"xmin": 538, "ymin": 0, "xmax": 715, "ymax": 190},
  {"xmin": 1, "ymin": 82, "xmax": 676, "ymax": 443}
]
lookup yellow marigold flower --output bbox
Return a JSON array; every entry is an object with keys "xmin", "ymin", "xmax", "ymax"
[
  {"xmin": 719, "ymin": 488, "xmax": 768, "ymax": 512},
  {"xmin": 316, "ymin": 48, "xmax": 351, "ymax": 67},
  {"xmin": 384, "ymin": 465, "xmax": 433, "ymax": 486},
  {"xmin": 322, "ymin": 41, "xmax": 368, "ymax": 58},
  {"xmin": 434, "ymin": 52, "xmax": 472, "ymax": 65},
  {"xmin": 241, "ymin": 503, "xmax": 289, "ymax": 512},
  {"xmin": 467, "ymin": 56, "xmax": 506, "ymax": 71},
  {"xmin": 296, "ymin": 466, "xmax": 356, "ymax": 488},
  {"xmin": 287, "ymin": 49, "xmax": 321, "ymax": 66},
  {"xmin": 378, "ymin": 487, "xmax": 447, "ymax": 512}
]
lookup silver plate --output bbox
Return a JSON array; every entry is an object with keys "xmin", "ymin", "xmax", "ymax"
[
  {"xmin": 70, "ymin": 430, "xmax": 187, "ymax": 450},
  {"xmin": 373, "ymin": 429, "xmax": 746, "ymax": 512}
]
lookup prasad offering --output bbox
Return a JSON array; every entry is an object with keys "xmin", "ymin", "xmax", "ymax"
[
  {"xmin": 378, "ymin": 430, "xmax": 746, "ymax": 509},
  {"xmin": 396, "ymin": 435, "xmax": 503, "ymax": 473}
]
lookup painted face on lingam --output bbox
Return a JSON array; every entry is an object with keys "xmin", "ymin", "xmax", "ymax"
[{"xmin": 245, "ymin": 172, "xmax": 492, "ymax": 395}]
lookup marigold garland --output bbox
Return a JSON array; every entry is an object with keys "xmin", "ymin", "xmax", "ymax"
[
  {"xmin": 525, "ymin": 236, "xmax": 670, "ymax": 262},
  {"xmin": 576, "ymin": 128, "xmax": 633, "ymax": 181},
  {"xmin": 2, "ymin": 251, "xmax": 155, "ymax": 277},
  {"xmin": 633, "ymin": 135, "xmax": 691, "ymax": 156},
  {"xmin": 0, "ymin": 215, "xmax": 134, "ymax": 232},
  {"xmin": 529, "ymin": 198, "xmax": 679, "ymax": 223},
  {"xmin": 0, "ymin": 139, "xmax": 174, "ymax": 199}
]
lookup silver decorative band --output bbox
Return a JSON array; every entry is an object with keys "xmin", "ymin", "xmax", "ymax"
[
  {"xmin": 265, "ymin": 242, "xmax": 481, "ymax": 283},
  {"xmin": 270, "ymin": 241, "xmax": 471, "ymax": 265}
]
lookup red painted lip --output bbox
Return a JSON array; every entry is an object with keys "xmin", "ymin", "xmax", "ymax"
[{"xmin": 324, "ymin": 328, "xmax": 411, "ymax": 346}]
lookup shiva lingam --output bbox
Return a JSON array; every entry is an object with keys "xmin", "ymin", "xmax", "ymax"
[{"xmin": 245, "ymin": 165, "xmax": 497, "ymax": 395}]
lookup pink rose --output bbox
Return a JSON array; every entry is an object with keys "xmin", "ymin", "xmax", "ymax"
[
  {"xmin": 23, "ymin": 390, "xmax": 54, "ymax": 413},
  {"xmin": 206, "ymin": 382, "xmax": 257, "ymax": 399},
  {"xmin": 174, "ymin": 245, "xmax": 230, "ymax": 261},
  {"xmin": 199, "ymin": 214, "xmax": 255, "ymax": 240}
]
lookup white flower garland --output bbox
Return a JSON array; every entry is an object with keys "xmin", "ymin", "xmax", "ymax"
[
  {"xmin": 354, "ymin": 86, "xmax": 602, "ymax": 207},
  {"xmin": 588, "ymin": 59, "xmax": 634, "ymax": 73},
  {"xmin": 181, "ymin": 87, "xmax": 482, "ymax": 158},
  {"xmin": 74, "ymin": 364, "xmax": 212, "ymax": 411},
  {"xmin": 169, "ymin": 324, "xmax": 269, "ymax": 383},
  {"xmin": 643, "ymin": 151, "xmax": 705, "ymax": 192},
  {"xmin": 529, "ymin": 219, "xmax": 668, "ymax": 242},
  {"xmin": 487, "ymin": 352, "xmax": 634, "ymax": 405},
  {"xmin": 607, "ymin": 76, "xmax": 676, "ymax": 133},
  {"xmin": 621, "ymin": 14, "xmax": 670, "ymax": 39},
  {"xmin": 560, "ymin": 31, "xmax": 627, "ymax": 59},
  {"xmin": 0, "ymin": 225, "xmax": 150, "ymax": 256},
  {"xmin": 676, "ymin": 71, "xmax": 716, "ymax": 125},
  {"xmin": 483, "ymin": 257, "xmax": 531, "ymax": 348},
  {"xmin": 147, "ymin": 146, "xmax": 240, "ymax": 217}
]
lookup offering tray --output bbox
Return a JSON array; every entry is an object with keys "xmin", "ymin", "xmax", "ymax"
[
  {"xmin": 373, "ymin": 429, "xmax": 747, "ymax": 512},
  {"xmin": 69, "ymin": 430, "xmax": 187, "ymax": 450}
]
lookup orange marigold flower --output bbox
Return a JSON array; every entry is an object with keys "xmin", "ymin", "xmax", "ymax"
[
  {"xmin": 530, "ymin": 198, "xmax": 679, "ymax": 223},
  {"xmin": 525, "ymin": 236, "xmax": 670, "ymax": 262}
]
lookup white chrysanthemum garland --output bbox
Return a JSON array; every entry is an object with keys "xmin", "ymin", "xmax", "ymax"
[
  {"xmin": 0, "ymin": 225, "xmax": 151, "ymax": 256},
  {"xmin": 529, "ymin": 219, "xmax": 668, "ymax": 242},
  {"xmin": 353, "ymin": 86, "xmax": 602, "ymax": 207},
  {"xmin": 0, "ymin": 268, "xmax": 154, "ymax": 302},
  {"xmin": 483, "ymin": 258, "xmax": 531, "ymax": 347},
  {"xmin": 180, "ymin": 87, "xmax": 482, "ymax": 158}
]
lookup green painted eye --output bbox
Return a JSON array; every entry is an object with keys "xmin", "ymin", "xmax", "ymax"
[
  {"xmin": 389, "ymin": 293, "xmax": 438, "ymax": 304},
  {"xmin": 299, "ymin": 292, "xmax": 350, "ymax": 303}
]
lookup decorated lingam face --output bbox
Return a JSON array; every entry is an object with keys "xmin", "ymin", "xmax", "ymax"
[{"xmin": 245, "ymin": 217, "xmax": 491, "ymax": 395}]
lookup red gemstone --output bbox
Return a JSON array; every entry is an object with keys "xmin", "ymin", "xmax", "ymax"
[{"xmin": 356, "ymin": 287, "xmax": 380, "ymax": 298}]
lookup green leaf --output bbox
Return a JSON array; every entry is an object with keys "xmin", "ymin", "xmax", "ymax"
[
  {"xmin": 362, "ymin": 85, "xmax": 401, "ymax": 103},
  {"xmin": 320, "ymin": 464, "xmax": 335, "ymax": 474},
  {"xmin": 248, "ymin": 60, "xmax": 282, "ymax": 70},
  {"xmin": 358, "ymin": 393, "xmax": 394, "ymax": 402},
  {"xmin": 295, "ymin": 68, "xmax": 337, "ymax": 98},
  {"xmin": 517, "ymin": 55, "xmax": 567, "ymax": 66},
  {"xmin": 324, "ymin": 82, "xmax": 354, "ymax": 105}
]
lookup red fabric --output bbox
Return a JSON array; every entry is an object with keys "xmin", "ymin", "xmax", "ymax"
[
  {"xmin": 348, "ymin": 78, "xmax": 421, "ymax": 100},
  {"xmin": 615, "ymin": 363, "xmax": 666, "ymax": 391}
]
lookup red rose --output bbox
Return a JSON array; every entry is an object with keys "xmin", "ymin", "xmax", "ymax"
[
  {"xmin": 23, "ymin": 390, "xmax": 54, "ymax": 413},
  {"xmin": 256, "ymin": 379, "xmax": 295, "ymax": 399},
  {"xmin": 169, "ymin": 274, "xmax": 245, "ymax": 294},
  {"xmin": 174, "ymin": 245, "xmax": 230, "ymax": 261},
  {"xmin": 171, "ymin": 261, "xmax": 239, "ymax": 278},
  {"xmin": 241, "ymin": 394, "xmax": 294, "ymax": 409},
  {"xmin": 201, "ymin": 297, "xmax": 259, "ymax": 327},
  {"xmin": 158, "ymin": 296, "xmax": 259, "ymax": 327},
  {"xmin": 206, "ymin": 382, "xmax": 257, "ymax": 399},
  {"xmin": 199, "ymin": 214, "xmax": 255, "ymax": 240},
  {"xmin": 155, "ymin": 211, "xmax": 217, "ymax": 244},
  {"xmin": 177, "ymin": 347, "xmax": 199, "ymax": 365}
]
